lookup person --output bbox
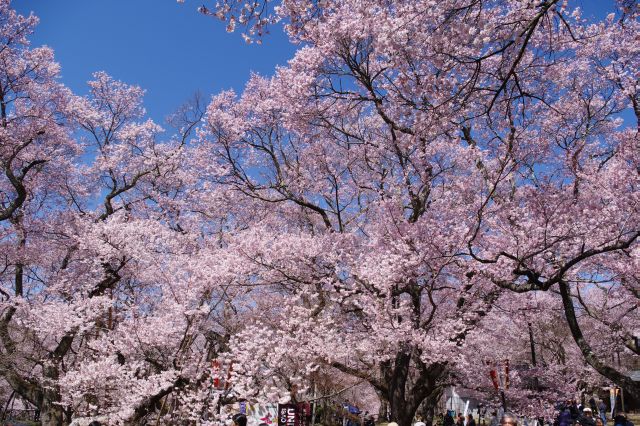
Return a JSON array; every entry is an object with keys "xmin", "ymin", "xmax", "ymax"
[
  {"xmin": 457, "ymin": 414, "xmax": 465, "ymax": 426},
  {"xmin": 597, "ymin": 401, "xmax": 607, "ymax": 425},
  {"xmin": 490, "ymin": 412, "xmax": 499, "ymax": 426},
  {"xmin": 578, "ymin": 408, "xmax": 596, "ymax": 426},
  {"xmin": 468, "ymin": 414, "xmax": 477, "ymax": 426},
  {"xmin": 559, "ymin": 407, "xmax": 573, "ymax": 426},
  {"xmin": 415, "ymin": 416, "xmax": 427, "ymax": 426},
  {"xmin": 346, "ymin": 402, "xmax": 361, "ymax": 426},
  {"xmin": 364, "ymin": 415, "xmax": 376, "ymax": 426},
  {"xmin": 570, "ymin": 401, "xmax": 580, "ymax": 421},
  {"xmin": 589, "ymin": 398, "xmax": 598, "ymax": 414},
  {"xmin": 596, "ymin": 418, "xmax": 604, "ymax": 426},
  {"xmin": 232, "ymin": 413, "xmax": 247, "ymax": 426},
  {"xmin": 444, "ymin": 412, "xmax": 455, "ymax": 426},
  {"xmin": 613, "ymin": 413, "xmax": 633, "ymax": 426},
  {"xmin": 501, "ymin": 413, "xmax": 518, "ymax": 426}
]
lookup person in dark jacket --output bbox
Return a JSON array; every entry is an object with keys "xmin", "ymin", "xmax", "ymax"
[
  {"xmin": 578, "ymin": 408, "xmax": 596, "ymax": 426},
  {"xmin": 468, "ymin": 414, "xmax": 477, "ymax": 426},
  {"xmin": 559, "ymin": 408, "xmax": 573, "ymax": 426},
  {"xmin": 613, "ymin": 413, "xmax": 633, "ymax": 426},
  {"xmin": 444, "ymin": 412, "xmax": 455, "ymax": 426},
  {"xmin": 569, "ymin": 402, "xmax": 580, "ymax": 421}
]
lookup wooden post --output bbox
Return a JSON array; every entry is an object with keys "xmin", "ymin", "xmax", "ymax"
[{"xmin": 311, "ymin": 382, "xmax": 317, "ymax": 426}]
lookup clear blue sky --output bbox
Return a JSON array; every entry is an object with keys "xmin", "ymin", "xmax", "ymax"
[
  {"xmin": 13, "ymin": 0, "xmax": 618, "ymax": 124},
  {"xmin": 13, "ymin": 0, "xmax": 297, "ymax": 123}
]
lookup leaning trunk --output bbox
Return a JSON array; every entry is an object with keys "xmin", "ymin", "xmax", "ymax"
[
  {"xmin": 37, "ymin": 377, "xmax": 68, "ymax": 426},
  {"xmin": 559, "ymin": 281, "xmax": 640, "ymax": 400}
]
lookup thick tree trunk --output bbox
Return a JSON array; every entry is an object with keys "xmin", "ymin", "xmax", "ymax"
[
  {"xmin": 389, "ymin": 399, "xmax": 419, "ymax": 426},
  {"xmin": 332, "ymin": 350, "xmax": 445, "ymax": 426},
  {"xmin": 383, "ymin": 352, "xmax": 444, "ymax": 426},
  {"xmin": 389, "ymin": 393, "xmax": 440, "ymax": 426},
  {"xmin": 0, "ymin": 369, "xmax": 67, "ymax": 426},
  {"xmin": 374, "ymin": 388, "xmax": 389, "ymax": 422},
  {"xmin": 40, "ymin": 400, "xmax": 66, "ymax": 426}
]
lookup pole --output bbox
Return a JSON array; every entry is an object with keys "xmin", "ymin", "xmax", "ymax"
[
  {"xmin": 311, "ymin": 382, "xmax": 317, "ymax": 426},
  {"xmin": 616, "ymin": 352, "xmax": 626, "ymax": 413},
  {"xmin": 501, "ymin": 391, "xmax": 507, "ymax": 413},
  {"xmin": 528, "ymin": 323, "xmax": 539, "ymax": 392},
  {"xmin": 528, "ymin": 323, "xmax": 537, "ymax": 367},
  {"xmin": 464, "ymin": 400, "xmax": 470, "ymax": 426}
]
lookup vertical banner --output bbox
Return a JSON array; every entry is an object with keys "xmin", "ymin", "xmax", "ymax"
[
  {"xmin": 490, "ymin": 370, "xmax": 499, "ymax": 390},
  {"xmin": 463, "ymin": 400, "xmax": 470, "ymax": 426},
  {"xmin": 298, "ymin": 402, "xmax": 311, "ymax": 426},
  {"xmin": 609, "ymin": 388, "xmax": 617, "ymax": 417},
  {"xmin": 211, "ymin": 360, "xmax": 220, "ymax": 388},
  {"xmin": 504, "ymin": 359, "xmax": 510, "ymax": 390},
  {"xmin": 278, "ymin": 404, "xmax": 299, "ymax": 426}
]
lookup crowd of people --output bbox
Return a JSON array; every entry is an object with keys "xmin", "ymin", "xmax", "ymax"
[
  {"xmin": 404, "ymin": 398, "xmax": 637, "ymax": 426},
  {"xmin": 555, "ymin": 400, "xmax": 634, "ymax": 426},
  {"xmin": 220, "ymin": 400, "xmax": 637, "ymax": 426}
]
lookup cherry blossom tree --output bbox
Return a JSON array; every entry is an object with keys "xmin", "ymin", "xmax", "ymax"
[
  {"xmin": 0, "ymin": 2, "xmax": 81, "ymax": 423},
  {"xmin": 0, "ymin": 0, "xmax": 637, "ymax": 424},
  {"xmin": 0, "ymin": 3, "xmax": 233, "ymax": 423},
  {"xmin": 187, "ymin": 0, "xmax": 639, "ymax": 423},
  {"xmin": 458, "ymin": 292, "xmax": 599, "ymax": 419}
]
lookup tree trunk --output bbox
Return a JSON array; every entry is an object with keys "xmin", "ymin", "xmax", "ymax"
[
  {"xmin": 375, "ymin": 388, "xmax": 389, "ymax": 422},
  {"xmin": 332, "ymin": 350, "xmax": 445, "ymax": 426},
  {"xmin": 559, "ymin": 281, "xmax": 640, "ymax": 400},
  {"xmin": 40, "ymin": 400, "xmax": 66, "ymax": 426},
  {"xmin": 389, "ymin": 395, "xmax": 440, "ymax": 426},
  {"xmin": 389, "ymin": 398, "xmax": 418, "ymax": 426},
  {"xmin": 422, "ymin": 402, "xmax": 436, "ymax": 426},
  {"xmin": 385, "ymin": 352, "xmax": 442, "ymax": 426}
]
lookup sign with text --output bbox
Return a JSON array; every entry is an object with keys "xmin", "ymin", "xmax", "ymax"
[{"xmin": 278, "ymin": 404, "xmax": 298, "ymax": 426}]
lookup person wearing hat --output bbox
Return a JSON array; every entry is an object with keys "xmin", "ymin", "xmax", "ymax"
[{"xmin": 578, "ymin": 408, "xmax": 596, "ymax": 426}]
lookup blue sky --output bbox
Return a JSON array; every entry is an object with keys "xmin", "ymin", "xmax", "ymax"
[
  {"xmin": 13, "ymin": 0, "xmax": 297, "ymax": 123},
  {"xmin": 13, "ymin": 0, "xmax": 619, "ymax": 124}
]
